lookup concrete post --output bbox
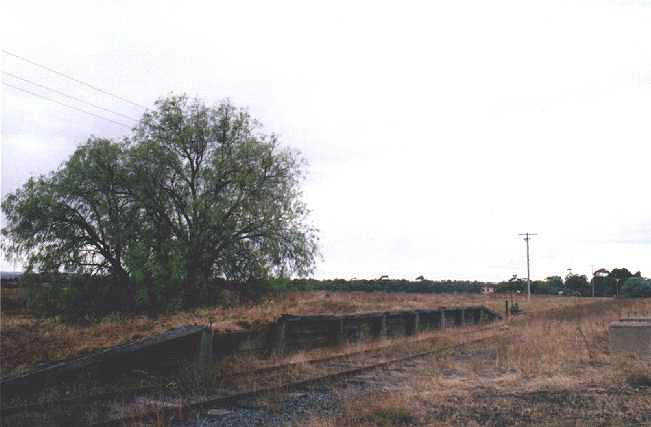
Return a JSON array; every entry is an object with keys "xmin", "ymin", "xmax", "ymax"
[
  {"xmin": 373, "ymin": 314, "xmax": 387, "ymax": 339},
  {"xmin": 272, "ymin": 319, "xmax": 287, "ymax": 355},
  {"xmin": 330, "ymin": 318, "xmax": 345, "ymax": 346},
  {"xmin": 405, "ymin": 312, "xmax": 420, "ymax": 336},
  {"xmin": 199, "ymin": 327, "xmax": 214, "ymax": 364},
  {"xmin": 441, "ymin": 309, "xmax": 447, "ymax": 329},
  {"xmin": 461, "ymin": 309, "xmax": 465, "ymax": 326}
]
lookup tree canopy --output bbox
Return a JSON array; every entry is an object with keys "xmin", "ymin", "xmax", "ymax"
[{"xmin": 2, "ymin": 95, "xmax": 319, "ymax": 309}]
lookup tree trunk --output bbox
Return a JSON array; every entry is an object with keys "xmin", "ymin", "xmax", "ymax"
[
  {"xmin": 144, "ymin": 270, "xmax": 158, "ymax": 318},
  {"xmin": 183, "ymin": 263, "xmax": 196, "ymax": 308},
  {"xmin": 107, "ymin": 262, "xmax": 132, "ymax": 311}
]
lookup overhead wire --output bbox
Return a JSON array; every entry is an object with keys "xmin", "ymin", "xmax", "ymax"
[
  {"xmin": 2, "ymin": 82, "xmax": 133, "ymax": 129},
  {"xmin": 2, "ymin": 49, "xmax": 147, "ymax": 110},
  {"xmin": 3, "ymin": 71, "xmax": 139, "ymax": 122}
]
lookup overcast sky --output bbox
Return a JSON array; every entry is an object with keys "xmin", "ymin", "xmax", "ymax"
[{"xmin": 1, "ymin": 0, "xmax": 650, "ymax": 281}]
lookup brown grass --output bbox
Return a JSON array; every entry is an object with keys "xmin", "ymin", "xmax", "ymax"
[
  {"xmin": 0, "ymin": 292, "xmax": 604, "ymax": 376},
  {"xmin": 3, "ymin": 295, "xmax": 646, "ymax": 427},
  {"xmin": 305, "ymin": 298, "xmax": 651, "ymax": 427}
]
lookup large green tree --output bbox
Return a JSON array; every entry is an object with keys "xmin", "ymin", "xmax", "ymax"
[
  {"xmin": 2, "ymin": 95, "xmax": 319, "ymax": 307},
  {"xmin": 126, "ymin": 96, "xmax": 319, "ymax": 301}
]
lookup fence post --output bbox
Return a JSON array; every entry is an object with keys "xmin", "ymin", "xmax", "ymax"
[
  {"xmin": 505, "ymin": 300, "xmax": 510, "ymax": 321},
  {"xmin": 441, "ymin": 309, "xmax": 447, "ymax": 329},
  {"xmin": 461, "ymin": 309, "xmax": 466, "ymax": 326}
]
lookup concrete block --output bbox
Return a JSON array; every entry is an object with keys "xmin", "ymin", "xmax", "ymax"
[
  {"xmin": 272, "ymin": 319, "xmax": 287, "ymax": 355},
  {"xmin": 448, "ymin": 309, "xmax": 463, "ymax": 326},
  {"xmin": 620, "ymin": 317, "xmax": 651, "ymax": 322},
  {"xmin": 609, "ymin": 320, "xmax": 651, "ymax": 356}
]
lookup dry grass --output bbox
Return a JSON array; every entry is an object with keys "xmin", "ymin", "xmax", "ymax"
[
  {"xmin": 2, "ymin": 295, "xmax": 645, "ymax": 426},
  {"xmin": 306, "ymin": 298, "xmax": 651, "ymax": 427},
  {"xmin": 0, "ymin": 292, "xmax": 604, "ymax": 376}
]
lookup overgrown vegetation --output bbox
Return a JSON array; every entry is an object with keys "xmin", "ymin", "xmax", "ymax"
[
  {"xmin": 15, "ymin": 272, "xmax": 297, "ymax": 321},
  {"xmin": 3, "ymin": 295, "xmax": 645, "ymax": 426}
]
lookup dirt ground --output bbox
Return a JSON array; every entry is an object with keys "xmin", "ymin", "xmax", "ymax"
[{"xmin": 0, "ymin": 292, "xmax": 602, "ymax": 376}]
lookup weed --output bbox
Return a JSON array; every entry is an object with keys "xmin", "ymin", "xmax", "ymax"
[
  {"xmin": 363, "ymin": 407, "xmax": 417, "ymax": 426},
  {"xmin": 626, "ymin": 373, "xmax": 651, "ymax": 388}
]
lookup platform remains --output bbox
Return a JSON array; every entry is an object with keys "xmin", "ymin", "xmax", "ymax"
[{"xmin": 609, "ymin": 318, "xmax": 651, "ymax": 356}]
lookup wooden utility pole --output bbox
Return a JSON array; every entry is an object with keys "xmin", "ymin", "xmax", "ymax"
[{"xmin": 518, "ymin": 232, "xmax": 537, "ymax": 301}]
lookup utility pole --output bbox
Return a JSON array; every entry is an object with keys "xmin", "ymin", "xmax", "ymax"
[{"xmin": 518, "ymin": 232, "xmax": 537, "ymax": 301}]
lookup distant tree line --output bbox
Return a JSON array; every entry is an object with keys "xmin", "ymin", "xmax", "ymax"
[
  {"xmin": 288, "ymin": 278, "xmax": 486, "ymax": 294},
  {"xmin": 495, "ymin": 268, "xmax": 650, "ymax": 298},
  {"xmin": 286, "ymin": 271, "xmax": 650, "ymax": 298}
]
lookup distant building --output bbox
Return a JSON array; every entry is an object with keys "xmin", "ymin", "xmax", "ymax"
[{"xmin": 481, "ymin": 286, "xmax": 495, "ymax": 294}]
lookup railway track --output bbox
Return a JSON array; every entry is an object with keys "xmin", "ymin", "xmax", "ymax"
[
  {"xmin": 1, "ymin": 323, "xmax": 503, "ymax": 426},
  {"xmin": 91, "ymin": 328, "xmax": 506, "ymax": 427}
]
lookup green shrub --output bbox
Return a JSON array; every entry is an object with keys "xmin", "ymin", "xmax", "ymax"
[
  {"xmin": 20, "ymin": 272, "xmax": 137, "ymax": 323},
  {"xmin": 621, "ymin": 277, "xmax": 651, "ymax": 298},
  {"xmin": 627, "ymin": 373, "xmax": 651, "ymax": 388},
  {"xmin": 510, "ymin": 302, "xmax": 522, "ymax": 315},
  {"xmin": 20, "ymin": 272, "xmax": 71, "ymax": 318}
]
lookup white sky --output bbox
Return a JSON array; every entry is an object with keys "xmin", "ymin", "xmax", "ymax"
[{"xmin": 1, "ymin": 0, "xmax": 650, "ymax": 281}]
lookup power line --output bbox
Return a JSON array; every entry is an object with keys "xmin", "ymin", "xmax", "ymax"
[
  {"xmin": 3, "ymin": 82, "xmax": 133, "ymax": 129},
  {"xmin": 3, "ymin": 71, "xmax": 139, "ymax": 122},
  {"xmin": 2, "ymin": 50, "xmax": 147, "ymax": 110},
  {"xmin": 518, "ymin": 232, "xmax": 537, "ymax": 301}
]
